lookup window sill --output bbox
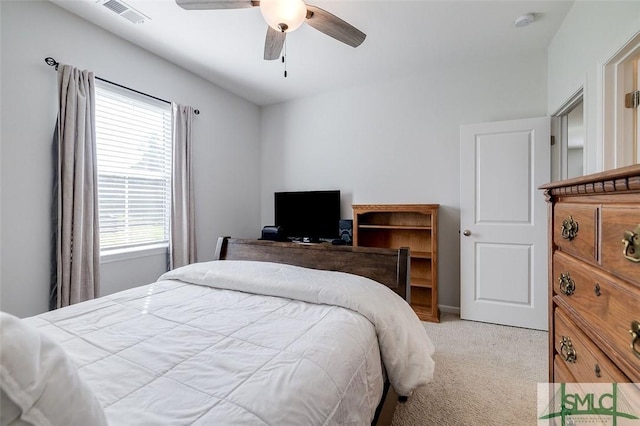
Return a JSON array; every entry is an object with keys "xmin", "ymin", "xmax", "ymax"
[{"xmin": 100, "ymin": 244, "xmax": 168, "ymax": 264}]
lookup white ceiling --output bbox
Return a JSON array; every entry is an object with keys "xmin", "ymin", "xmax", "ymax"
[{"xmin": 49, "ymin": 0, "xmax": 574, "ymax": 106}]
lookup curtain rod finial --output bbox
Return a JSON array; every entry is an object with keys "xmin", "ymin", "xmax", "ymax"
[{"xmin": 45, "ymin": 57, "xmax": 59, "ymax": 70}]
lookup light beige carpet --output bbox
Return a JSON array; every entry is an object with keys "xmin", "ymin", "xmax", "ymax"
[{"xmin": 392, "ymin": 313, "xmax": 548, "ymax": 426}]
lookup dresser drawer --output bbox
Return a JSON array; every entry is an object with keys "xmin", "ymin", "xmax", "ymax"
[
  {"xmin": 554, "ymin": 355, "xmax": 576, "ymax": 383},
  {"xmin": 553, "ymin": 251, "xmax": 640, "ymax": 381},
  {"xmin": 554, "ymin": 307, "xmax": 628, "ymax": 383},
  {"xmin": 601, "ymin": 206, "xmax": 640, "ymax": 288},
  {"xmin": 554, "ymin": 203, "xmax": 598, "ymax": 263}
]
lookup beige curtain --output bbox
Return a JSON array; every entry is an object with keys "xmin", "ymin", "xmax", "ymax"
[
  {"xmin": 53, "ymin": 64, "xmax": 100, "ymax": 308},
  {"xmin": 170, "ymin": 103, "xmax": 196, "ymax": 269}
]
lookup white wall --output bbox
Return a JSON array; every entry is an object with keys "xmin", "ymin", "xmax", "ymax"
[
  {"xmin": 260, "ymin": 51, "xmax": 548, "ymax": 309},
  {"xmin": 0, "ymin": 1, "xmax": 262, "ymax": 317},
  {"xmin": 548, "ymin": 0, "xmax": 640, "ymax": 174},
  {"xmin": 6, "ymin": 1, "xmax": 635, "ymax": 317}
]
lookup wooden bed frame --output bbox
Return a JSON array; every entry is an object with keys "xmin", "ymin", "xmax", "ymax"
[
  {"xmin": 214, "ymin": 237, "xmax": 411, "ymax": 301},
  {"xmin": 213, "ymin": 237, "xmax": 410, "ymax": 426}
]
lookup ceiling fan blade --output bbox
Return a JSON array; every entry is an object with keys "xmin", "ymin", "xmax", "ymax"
[
  {"xmin": 264, "ymin": 27, "xmax": 285, "ymax": 60},
  {"xmin": 305, "ymin": 5, "xmax": 366, "ymax": 48},
  {"xmin": 175, "ymin": 0, "xmax": 258, "ymax": 10}
]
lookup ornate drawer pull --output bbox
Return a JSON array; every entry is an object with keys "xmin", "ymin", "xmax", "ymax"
[
  {"xmin": 561, "ymin": 216, "xmax": 579, "ymax": 240},
  {"xmin": 560, "ymin": 336, "xmax": 577, "ymax": 363},
  {"xmin": 622, "ymin": 225, "xmax": 640, "ymax": 263},
  {"xmin": 558, "ymin": 272, "xmax": 576, "ymax": 296},
  {"xmin": 594, "ymin": 283, "xmax": 601, "ymax": 297},
  {"xmin": 630, "ymin": 321, "xmax": 640, "ymax": 360}
]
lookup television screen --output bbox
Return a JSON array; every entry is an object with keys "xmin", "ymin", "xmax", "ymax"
[{"xmin": 274, "ymin": 190, "xmax": 340, "ymax": 242}]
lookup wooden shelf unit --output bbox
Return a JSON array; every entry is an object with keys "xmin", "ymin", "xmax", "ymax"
[{"xmin": 352, "ymin": 204, "xmax": 439, "ymax": 322}]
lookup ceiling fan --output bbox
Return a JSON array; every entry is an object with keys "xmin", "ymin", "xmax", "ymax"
[{"xmin": 175, "ymin": 0, "xmax": 366, "ymax": 61}]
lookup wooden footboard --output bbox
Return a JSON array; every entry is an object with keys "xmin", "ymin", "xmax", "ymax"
[
  {"xmin": 214, "ymin": 237, "xmax": 409, "ymax": 424},
  {"xmin": 214, "ymin": 237, "xmax": 410, "ymax": 302}
]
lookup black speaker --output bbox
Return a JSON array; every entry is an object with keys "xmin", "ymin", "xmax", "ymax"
[
  {"xmin": 261, "ymin": 225, "xmax": 285, "ymax": 241},
  {"xmin": 339, "ymin": 219, "xmax": 353, "ymax": 244}
]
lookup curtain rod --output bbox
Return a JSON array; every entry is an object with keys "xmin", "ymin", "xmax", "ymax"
[{"xmin": 45, "ymin": 57, "xmax": 200, "ymax": 115}]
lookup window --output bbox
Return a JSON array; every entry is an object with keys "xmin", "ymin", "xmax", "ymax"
[{"xmin": 95, "ymin": 81, "xmax": 172, "ymax": 255}]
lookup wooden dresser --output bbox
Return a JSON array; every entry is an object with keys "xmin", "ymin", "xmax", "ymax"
[{"xmin": 540, "ymin": 165, "xmax": 640, "ymax": 383}]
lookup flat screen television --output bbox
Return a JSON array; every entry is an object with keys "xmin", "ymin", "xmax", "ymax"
[{"xmin": 274, "ymin": 190, "xmax": 340, "ymax": 242}]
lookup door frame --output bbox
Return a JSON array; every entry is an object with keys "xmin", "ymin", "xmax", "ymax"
[
  {"xmin": 602, "ymin": 30, "xmax": 640, "ymax": 169},
  {"xmin": 551, "ymin": 88, "xmax": 584, "ymax": 182}
]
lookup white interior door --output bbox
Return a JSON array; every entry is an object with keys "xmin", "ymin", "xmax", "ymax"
[{"xmin": 460, "ymin": 117, "xmax": 550, "ymax": 330}]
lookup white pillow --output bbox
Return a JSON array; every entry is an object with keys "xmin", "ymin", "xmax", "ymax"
[{"xmin": 0, "ymin": 312, "xmax": 107, "ymax": 426}]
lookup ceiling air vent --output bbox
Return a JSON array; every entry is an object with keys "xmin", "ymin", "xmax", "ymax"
[{"xmin": 102, "ymin": 0, "xmax": 149, "ymax": 24}]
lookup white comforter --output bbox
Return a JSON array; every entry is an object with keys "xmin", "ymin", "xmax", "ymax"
[
  {"xmin": 161, "ymin": 260, "xmax": 435, "ymax": 397},
  {"xmin": 20, "ymin": 260, "xmax": 434, "ymax": 425}
]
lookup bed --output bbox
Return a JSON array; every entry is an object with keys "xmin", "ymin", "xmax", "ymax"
[{"xmin": 1, "ymin": 237, "xmax": 435, "ymax": 426}]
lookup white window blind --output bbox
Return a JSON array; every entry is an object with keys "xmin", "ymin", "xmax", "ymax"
[{"xmin": 95, "ymin": 81, "xmax": 172, "ymax": 253}]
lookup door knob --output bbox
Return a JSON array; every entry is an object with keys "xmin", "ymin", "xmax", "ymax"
[{"xmin": 463, "ymin": 230, "xmax": 471, "ymax": 236}]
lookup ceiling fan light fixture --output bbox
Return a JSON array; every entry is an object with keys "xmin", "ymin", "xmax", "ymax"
[{"xmin": 259, "ymin": 0, "xmax": 307, "ymax": 32}]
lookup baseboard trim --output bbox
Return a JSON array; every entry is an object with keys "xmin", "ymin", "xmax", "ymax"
[{"xmin": 438, "ymin": 305, "xmax": 460, "ymax": 315}]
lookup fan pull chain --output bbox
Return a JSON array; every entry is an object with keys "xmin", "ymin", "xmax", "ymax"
[{"xmin": 282, "ymin": 37, "xmax": 287, "ymax": 78}]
